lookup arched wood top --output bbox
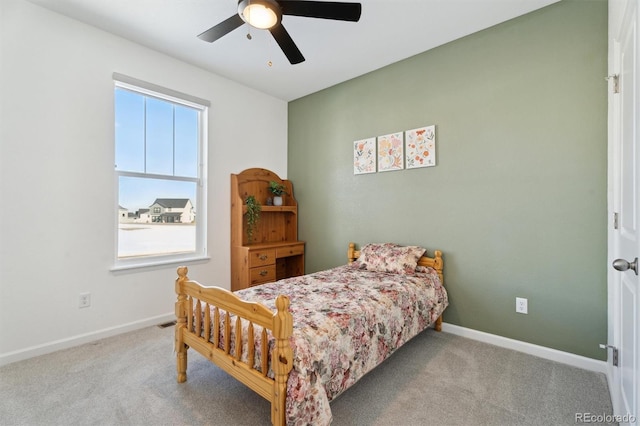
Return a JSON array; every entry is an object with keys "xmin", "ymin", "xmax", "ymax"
[
  {"xmin": 235, "ymin": 168, "xmax": 284, "ymax": 184},
  {"xmin": 231, "ymin": 168, "xmax": 296, "ymax": 207}
]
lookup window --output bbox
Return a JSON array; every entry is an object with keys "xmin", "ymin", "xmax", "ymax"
[{"xmin": 113, "ymin": 74, "xmax": 208, "ymax": 269}]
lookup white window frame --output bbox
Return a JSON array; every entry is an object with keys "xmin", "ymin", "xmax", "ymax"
[{"xmin": 112, "ymin": 73, "xmax": 209, "ymax": 271}]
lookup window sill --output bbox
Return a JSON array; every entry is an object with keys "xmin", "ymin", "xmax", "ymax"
[{"xmin": 111, "ymin": 255, "xmax": 210, "ymax": 274}]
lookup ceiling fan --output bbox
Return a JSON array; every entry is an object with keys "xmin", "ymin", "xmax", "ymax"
[{"xmin": 198, "ymin": 0, "xmax": 362, "ymax": 65}]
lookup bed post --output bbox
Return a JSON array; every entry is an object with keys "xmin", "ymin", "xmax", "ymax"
[
  {"xmin": 347, "ymin": 242, "xmax": 357, "ymax": 263},
  {"xmin": 433, "ymin": 250, "xmax": 443, "ymax": 282},
  {"xmin": 433, "ymin": 251, "xmax": 444, "ymax": 332},
  {"xmin": 271, "ymin": 295, "xmax": 293, "ymax": 426},
  {"xmin": 175, "ymin": 266, "xmax": 189, "ymax": 383}
]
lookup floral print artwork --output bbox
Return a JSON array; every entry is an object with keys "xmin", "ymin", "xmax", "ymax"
[
  {"xmin": 231, "ymin": 265, "xmax": 449, "ymax": 425},
  {"xmin": 377, "ymin": 132, "xmax": 404, "ymax": 172},
  {"xmin": 353, "ymin": 137, "xmax": 376, "ymax": 174},
  {"xmin": 405, "ymin": 125, "xmax": 436, "ymax": 169}
]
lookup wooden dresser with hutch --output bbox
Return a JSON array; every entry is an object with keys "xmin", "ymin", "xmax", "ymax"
[{"xmin": 230, "ymin": 168, "xmax": 305, "ymax": 291}]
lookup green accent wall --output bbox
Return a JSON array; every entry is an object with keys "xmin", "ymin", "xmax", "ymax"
[{"xmin": 288, "ymin": 0, "xmax": 608, "ymax": 359}]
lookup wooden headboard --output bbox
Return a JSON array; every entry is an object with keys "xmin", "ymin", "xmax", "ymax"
[{"xmin": 346, "ymin": 242, "xmax": 444, "ymax": 284}]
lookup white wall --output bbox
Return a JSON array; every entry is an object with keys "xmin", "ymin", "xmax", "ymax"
[{"xmin": 0, "ymin": 0, "xmax": 288, "ymax": 364}]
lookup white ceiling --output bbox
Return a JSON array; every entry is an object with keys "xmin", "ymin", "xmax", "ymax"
[{"xmin": 27, "ymin": 0, "xmax": 560, "ymax": 101}]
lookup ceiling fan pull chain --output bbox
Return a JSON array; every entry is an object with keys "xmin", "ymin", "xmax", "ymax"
[{"xmin": 246, "ymin": 0, "xmax": 253, "ymax": 42}]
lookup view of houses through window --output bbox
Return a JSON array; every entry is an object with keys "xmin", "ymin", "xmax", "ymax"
[{"xmin": 114, "ymin": 77, "xmax": 207, "ymax": 262}]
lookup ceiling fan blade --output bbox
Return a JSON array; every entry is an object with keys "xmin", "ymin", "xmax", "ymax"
[
  {"xmin": 197, "ymin": 14, "xmax": 245, "ymax": 43},
  {"xmin": 279, "ymin": 1, "xmax": 361, "ymax": 22},
  {"xmin": 269, "ymin": 24, "xmax": 305, "ymax": 64}
]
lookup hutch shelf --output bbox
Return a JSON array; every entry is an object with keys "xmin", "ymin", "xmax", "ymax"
[{"xmin": 230, "ymin": 168, "xmax": 305, "ymax": 291}]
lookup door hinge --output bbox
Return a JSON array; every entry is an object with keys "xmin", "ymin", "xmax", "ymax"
[
  {"xmin": 606, "ymin": 74, "xmax": 620, "ymax": 94},
  {"xmin": 614, "ymin": 212, "xmax": 619, "ymax": 230},
  {"xmin": 600, "ymin": 344, "xmax": 619, "ymax": 366}
]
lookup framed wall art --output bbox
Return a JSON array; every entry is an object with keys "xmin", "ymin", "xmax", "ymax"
[
  {"xmin": 405, "ymin": 125, "xmax": 436, "ymax": 169},
  {"xmin": 353, "ymin": 137, "xmax": 376, "ymax": 175},
  {"xmin": 377, "ymin": 132, "xmax": 404, "ymax": 172}
]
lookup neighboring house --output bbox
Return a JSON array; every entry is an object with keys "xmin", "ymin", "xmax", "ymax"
[
  {"xmin": 136, "ymin": 208, "xmax": 150, "ymax": 223},
  {"xmin": 118, "ymin": 203, "xmax": 193, "ymax": 224},
  {"xmin": 149, "ymin": 198, "xmax": 195, "ymax": 223},
  {"xmin": 118, "ymin": 206, "xmax": 138, "ymax": 224},
  {"xmin": 118, "ymin": 206, "xmax": 128, "ymax": 222}
]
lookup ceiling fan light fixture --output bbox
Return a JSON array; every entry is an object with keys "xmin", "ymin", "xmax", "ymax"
[
  {"xmin": 238, "ymin": 0, "xmax": 282, "ymax": 30},
  {"xmin": 200, "ymin": 1, "xmax": 361, "ymax": 65}
]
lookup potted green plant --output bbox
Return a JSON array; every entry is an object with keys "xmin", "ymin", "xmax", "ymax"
[
  {"xmin": 268, "ymin": 181, "xmax": 286, "ymax": 206},
  {"xmin": 245, "ymin": 195, "xmax": 261, "ymax": 243}
]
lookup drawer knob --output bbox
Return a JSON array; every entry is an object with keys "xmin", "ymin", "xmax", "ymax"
[
  {"xmin": 259, "ymin": 254, "xmax": 268, "ymax": 261},
  {"xmin": 259, "ymin": 270, "xmax": 268, "ymax": 276}
]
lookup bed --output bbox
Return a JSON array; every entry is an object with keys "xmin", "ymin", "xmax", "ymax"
[{"xmin": 175, "ymin": 242, "xmax": 448, "ymax": 425}]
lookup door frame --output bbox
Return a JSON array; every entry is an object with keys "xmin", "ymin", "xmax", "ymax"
[
  {"xmin": 607, "ymin": 0, "xmax": 639, "ymax": 422},
  {"xmin": 606, "ymin": 0, "xmax": 621, "ymax": 414}
]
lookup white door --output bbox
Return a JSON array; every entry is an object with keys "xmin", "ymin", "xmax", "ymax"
[{"xmin": 610, "ymin": 0, "xmax": 639, "ymax": 423}]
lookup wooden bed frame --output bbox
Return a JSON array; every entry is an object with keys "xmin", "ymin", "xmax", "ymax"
[{"xmin": 175, "ymin": 242, "xmax": 444, "ymax": 426}]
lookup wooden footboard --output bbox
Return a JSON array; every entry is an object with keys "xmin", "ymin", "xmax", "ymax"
[{"xmin": 175, "ymin": 266, "xmax": 293, "ymax": 426}]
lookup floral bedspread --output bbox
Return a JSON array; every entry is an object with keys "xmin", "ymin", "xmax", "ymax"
[{"xmin": 234, "ymin": 264, "xmax": 448, "ymax": 426}]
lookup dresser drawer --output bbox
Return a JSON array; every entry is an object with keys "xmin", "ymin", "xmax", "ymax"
[
  {"xmin": 250, "ymin": 265, "xmax": 276, "ymax": 286},
  {"xmin": 276, "ymin": 244, "xmax": 304, "ymax": 258},
  {"xmin": 249, "ymin": 249, "xmax": 276, "ymax": 267}
]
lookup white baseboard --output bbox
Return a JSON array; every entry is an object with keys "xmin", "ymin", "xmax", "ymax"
[
  {"xmin": 441, "ymin": 323, "xmax": 608, "ymax": 374},
  {"xmin": 0, "ymin": 312, "xmax": 175, "ymax": 367}
]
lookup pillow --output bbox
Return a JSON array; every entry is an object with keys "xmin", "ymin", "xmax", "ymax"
[
  {"xmin": 354, "ymin": 243, "xmax": 426, "ymax": 274},
  {"xmin": 351, "ymin": 242, "xmax": 397, "ymax": 268},
  {"xmin": 415, "ymin": 265, "xmax": 434, "ymax": 274}
]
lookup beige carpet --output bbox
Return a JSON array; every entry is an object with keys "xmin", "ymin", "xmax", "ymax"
[{"xmin": 0, "ymin": 325, "xmax": 612, "ymax": 425}]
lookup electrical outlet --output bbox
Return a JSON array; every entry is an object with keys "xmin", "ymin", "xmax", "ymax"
[
  {"xmin": 79, "ymin": 293, "xmax": 91, "ymax": 308},
  {"xmin": 516, "ymin": 297, "xmax": 528, "ymax": 314}
]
